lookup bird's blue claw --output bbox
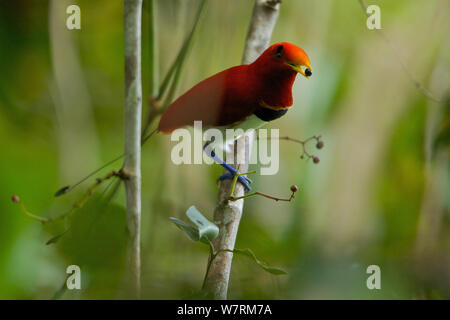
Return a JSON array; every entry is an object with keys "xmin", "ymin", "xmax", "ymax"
[
  {"xmin": 217, "ymin": 173, "xmax": 252, "ymax": 192},
  {"xmin": 237, "ymin": 176, "xmax": 252, "ymax": 192},
  {"xmin": 217, "ymin": 173, "xmax": 233, "ymax": 182}
]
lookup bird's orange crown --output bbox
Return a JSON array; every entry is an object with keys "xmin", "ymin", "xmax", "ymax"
[{"xmin": 253, "ymin": 42, "xmax": 312, "ymax": 78}]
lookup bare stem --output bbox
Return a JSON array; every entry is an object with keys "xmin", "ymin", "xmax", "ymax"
[
  {"xmin": 203, "ymin": 0, "xmax": 281, "ymax": 300},
  {"xmin": 258, "ymin": 134, "xmax": 323, "ymax": 160},
  {"xmin": 228, "ymin": 190, "xmax": 296, "ymax": 203},
  {"xmin": 124, "ymin": 0, "xmax": 143, "ymax": 298},
  {"xmin": 15, "ymin": 170, "xmax": 126, "ymax": 224}
]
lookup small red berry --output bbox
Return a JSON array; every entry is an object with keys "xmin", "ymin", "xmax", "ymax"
[
  {"xmin": 290, "ymin": 185, "xmax": 299, "ymax": 193},
  {"xmin": 11, "ymin": 195, "xmax": 20, "ymax": 203},
  {"xmin": 313, "ymin": 156, "xmax": 320, "ymax": 164},
  {"xmin": 316, "ymin": 141, "xmax": 324, "ymax": 149}
]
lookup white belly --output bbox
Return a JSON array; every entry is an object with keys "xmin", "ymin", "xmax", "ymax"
[
  {"xmin": 230, "ymin": 114, "xmax": 268, "ymax": 132},
  {"xmin": 205, "ymin": 115, "xmax": 268, "ymax": 152}
]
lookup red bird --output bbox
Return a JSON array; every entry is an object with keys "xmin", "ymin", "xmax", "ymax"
[{"xmin": 158, "ymin": 42, "xmax": 312, "ymax": 191}]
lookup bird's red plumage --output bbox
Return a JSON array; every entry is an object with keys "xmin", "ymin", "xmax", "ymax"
[
  {"xmin": 158, "ymin": 65, "xmax": 258, "ymax": 133},
  {"xmin": 158, "ymin": 42, "xmax": 310, "ymax": 133}
]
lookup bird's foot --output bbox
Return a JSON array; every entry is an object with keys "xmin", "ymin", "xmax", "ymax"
[{"xmin": 217, "ymin": 173, "xmax": 252, "ymax": 192}]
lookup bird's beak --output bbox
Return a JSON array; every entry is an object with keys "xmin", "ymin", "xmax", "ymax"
[{"xmin": 285, "ymin": 62, "xmax": 312, "ymax": 79}]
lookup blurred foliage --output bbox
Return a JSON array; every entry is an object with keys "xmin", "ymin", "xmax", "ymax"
[{"xmin": 0, "ymin": 0, "xmax": 449, "ymax": 299}]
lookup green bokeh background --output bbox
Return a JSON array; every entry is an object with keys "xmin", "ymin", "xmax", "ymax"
[{"xmin": 0, "ymin": 0, "xmax": 448, "ymax": 299}]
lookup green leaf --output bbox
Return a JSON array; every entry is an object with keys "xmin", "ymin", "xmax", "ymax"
[
  {"xmin": 186, "ymin": 205, "xmax": 219, "ymax": 241},
  {"xmin": 232, "ymin": 248, "xmax": 287, "ymax": 275},
  {"xmin": 169, "ymin": 206, "xmax": 219, "ymax": 243},
  {"xmin": 42, "ymin": 217, "xmax": 67, "ymax": 242},
  {"xmin": 54, "ymin": 185, "xmax": 70, "ymax": 197},
  {"xmin": 46, "ymin": 230, "xmax": 68, "ymax": 245},
  {"xmin": 169, "ymin": 217, "xmax": 200, "ymax": 242}
]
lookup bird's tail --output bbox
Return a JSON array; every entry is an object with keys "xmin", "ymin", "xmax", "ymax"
[{"xmin": 54, "ymin": 128, "xmax": 159, "ymax": 197}]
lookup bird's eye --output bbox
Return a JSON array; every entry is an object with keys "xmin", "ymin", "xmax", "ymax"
[{"xmin": 275, "ymin": 45, "xmax": 283, "ymax": 59}]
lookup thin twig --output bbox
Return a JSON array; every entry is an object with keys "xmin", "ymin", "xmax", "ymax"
[
  {"xmin": 258, "ymin": 134, "xmax": 323, "ymax": 161},
  {"xmin": 14, "ymin": 170, "xmax": 126, "ymax": 224},
  {"xmin": 201, "ymin": 240, "xmax": 216, "ymax": 290},
  {"xmin": 229, "ymin": 190, "xmax": 296, "ymax": 202},
  {"xmin": 279, "ymin": 135, "xmax": 321, "ymax": 159},
  {"xmin": 141, "ymin": 97, "xmax": 162, "ymax": 138}
]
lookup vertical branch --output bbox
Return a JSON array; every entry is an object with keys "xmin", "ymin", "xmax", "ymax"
[
  {"xmin": 203, "ymin": 0, "xmax": 281, "ymax": 300},
  {"xmin": 124, "ymin": 0, "xmax": 143, "ymax": 298},
  {"xmin": 414, "ymin": 58, "xmax": 448, "ymax": 259}
]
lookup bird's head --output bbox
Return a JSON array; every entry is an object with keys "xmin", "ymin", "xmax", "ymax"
[{"xmin": 256, "ymin": 42, "xmax": 312, "ymax": 79}]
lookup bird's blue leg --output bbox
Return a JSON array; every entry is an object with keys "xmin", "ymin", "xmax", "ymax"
[{"xmin": 203, "ymin": 143, "xmax": 252, "ymax": 192}]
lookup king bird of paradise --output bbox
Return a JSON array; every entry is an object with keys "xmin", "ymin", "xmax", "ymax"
[{"xmin": 158, "ymin": 42, "xmax": 312, "ymax": 192}]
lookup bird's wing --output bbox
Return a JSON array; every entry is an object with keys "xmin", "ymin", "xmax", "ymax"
[{"xmin": 158, "ymin": 65, "xmax": 258, "ymax": 133}]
